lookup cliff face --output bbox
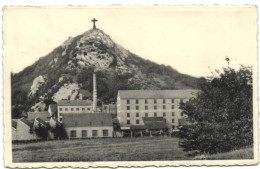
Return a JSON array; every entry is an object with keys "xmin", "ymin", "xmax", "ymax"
[{"xmin": 11, "ymin": 28, "xmax": 199, "ymax": 118}]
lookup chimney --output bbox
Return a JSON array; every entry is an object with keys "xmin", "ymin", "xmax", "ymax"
[{"xmin": 93, "ymin": 70, "xmax": 97, "ymax": 112}]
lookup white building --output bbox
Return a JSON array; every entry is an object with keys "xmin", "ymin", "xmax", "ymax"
[
  {"xmin": 117, "ymin": 89, "xmax": 199, "ymax": 131},
  {"xmin": 57, "ymin": 100, "xmax": 93, "ymax": 123}
]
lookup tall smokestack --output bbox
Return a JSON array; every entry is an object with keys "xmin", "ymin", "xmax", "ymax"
[{"xmin": 93, "ymin": 70, "xmax": 97, "ymax": 112}]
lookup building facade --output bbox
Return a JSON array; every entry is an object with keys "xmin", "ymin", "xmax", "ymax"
[
  {"xmin": 12, "ymin": 118, "xmax": 38, "ymax": 141},
  {"xmin": 117, "ymin": 90, "xmax": 199, "ymax": 131},
  {"xmin": 63, "ymin": 113, "xmax": 113, "ymax": 138},
  {"xmin": 57, "ymin": 100, "xmax": 93, "ymax": 123}
]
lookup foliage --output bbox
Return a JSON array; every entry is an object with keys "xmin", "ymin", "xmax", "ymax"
[
  {"xmin": 50, "ymin": 123, "xmax": 67, "ymax": 139},
  {"xmin": 179, "ymin": 66, "xmax": 253, "ymax": 154},
  {"xmin": 34, "ymin": 123, "xmax": 50, "ymax": 140}
]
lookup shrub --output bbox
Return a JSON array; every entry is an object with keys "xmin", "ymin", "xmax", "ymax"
[{"xmin": 179, "ymin": 65, "xmax": 253, "ymax": 154}]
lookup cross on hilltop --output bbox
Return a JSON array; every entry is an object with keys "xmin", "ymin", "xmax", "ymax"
[{"xmin": 91, "ymin": 18, "xmax": 98, "ymax": 29}]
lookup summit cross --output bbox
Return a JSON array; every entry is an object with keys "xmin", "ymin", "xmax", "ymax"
[{"xmin": 91, "ymin": 18, "xmax": 98, "ymax": 29}]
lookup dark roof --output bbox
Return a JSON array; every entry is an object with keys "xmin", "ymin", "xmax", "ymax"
[
  {"xmin": 49, "ymin": 103, "xmax": 57, "ymax": 113},
  {"xmin": 20, "ymin": 118, "xmax": 34, "ymax": 128},
  {"xmin": 118, "ymin": 90, "xmax": 199, "ymax": 99},
  {"xmin": 35, "ymin": 117, "xmax": 48, "ymax": 126},
  {"xmin": 130, "ymin": 125, "xmax": 146, "ymax": 130},
  {"xmin": 142, "ymin": 117, "xmax": 168, "ymax": 130},
  {"xmin": 79, "ymin": 89, "xmax": 92, "ymax": 97},
  {"xmin": 58, "ymin": 100, "xmax": 92, "ymax": 106},
  {"xmin": 63, "ymin": 113, "xmax": 113, "ymax": 127},
  {"xmin": 12, "ymin": 120, "xmax": 17, "ymax": 129},
  {"xmin": 27, "ymin": 111, "xmax": 50, "ymax": 122}
]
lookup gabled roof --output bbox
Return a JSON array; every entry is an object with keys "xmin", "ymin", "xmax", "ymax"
[
  {"xmin": 63, "ymin": 113, "xmax": 113, "ymax": 127},
  {"xmin": 35, "ymin": 117, "xmax": 48, "ymax": 126},
  {"xmin": 49, "ymin": 103, "xmax": 57, "ymax": 114},
  {"xmin": 58, "ymin": 100, "xmax": 92, "ymax": 106},
  {"xmin": 27, "ymin": 111, "xmax": 51, "ymax": 122},
  {"xmin": 118, "ymin": 89, "xmax": 199, "ymax": 99},
  {"xmin": 79, "ymin": 89, "xmax": 92, "ymax": 98},
  {"xmin": 20, "ymin": 118, "xmax": 34, "ymax": 128},
  {"xmin": 142, "ymin": 117, "xmax": 168, "ymax": 130},
  {"xmin": 12, "ymin": 120, "xmax": 17, "ymax": 129}
]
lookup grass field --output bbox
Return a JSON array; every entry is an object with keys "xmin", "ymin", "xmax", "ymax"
[
  {"xmin": 12, "ymin": 137, "xmax": 191, "ymax": 162},
  {"xmin": 12, "ymin": 137, "xmax": 253, "ymax": 162},
  {"xmin": 194, "ymin": 147, "xmax": 253, "ymax": 160}
]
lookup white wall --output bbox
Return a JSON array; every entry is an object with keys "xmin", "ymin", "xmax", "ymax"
[{"xmin": 66, "ymin": 126, "xmax": 113, "ymax": 138}]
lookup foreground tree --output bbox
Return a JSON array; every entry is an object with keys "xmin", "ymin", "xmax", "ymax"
[
  {"xmin": 179, "ymin": 65, "xmax": 253, "ymax": 154},
  {"xmin": 34, "ymin": 123, "xmax": 50, "ymax": 140},
  {"xmin": 50, "ymin": 123, "xmax": 67, "ymax": 139}
]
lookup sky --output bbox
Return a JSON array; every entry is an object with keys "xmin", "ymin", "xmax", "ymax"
[{"xmin": 4, "ymin": 6, "xmax": 257, "ymax": 77}]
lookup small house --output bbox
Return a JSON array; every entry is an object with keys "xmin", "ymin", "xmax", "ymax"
[{"xmin": 63, "ymin": 113, "xmax": 113, "ymax": 138}]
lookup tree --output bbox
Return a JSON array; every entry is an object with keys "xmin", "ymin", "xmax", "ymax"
[
  {"xmin": 50, "ymin": 123, "xmax": 67, "ymax": 139},
  {"xmin": 179, "ymin": 65, "xmax": 253, "ymax": 154},
  {"xmin": 34, "ymin": 123, "xmax": 50, "ymax": 140}
]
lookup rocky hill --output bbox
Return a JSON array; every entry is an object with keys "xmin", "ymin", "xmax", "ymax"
[{"xmin": 11, "ymin": 28, "xmax": 199, "ymax": 118}]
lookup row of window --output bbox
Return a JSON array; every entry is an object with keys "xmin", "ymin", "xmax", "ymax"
[
  {"xmin": 127, "ymin": 105, "xmax": 177, "ymax": 110},
  {"xmin": 127, "ymin": 99, "xmax": 184, "ymax": 104},
  {"xmin": 126, "ymin": 119, "xmax": 176, "ymax": 125},
  {"xmin": 59, "ymin": 107, "xmax": 91, "ymax": 111},
  {"xmin": 127, "ymin": 112, "xmax": 180, "ymax": 117},
  {"xmin": 70, "ymin": 129, "xmax": 109, "ymax": 137}
]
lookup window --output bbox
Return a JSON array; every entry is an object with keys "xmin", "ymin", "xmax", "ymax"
[
  {"xmin": 59, "ymin": 108, "xmax": 62, "ymax": 111},
  {"xmin": 59, "ymin": 113, "xmax": 62, "ymax": 116},
  {"xmin": 172, "ymin": 99, "xmax": 175, "ymax": 103},
  {"xmin": 127, "ymin": 106, "xmax": 130, "ymax": 110},
  {"xmin": 154, "ymin": 106, "xmax": 157, "ymax": 110},
  {"xmin": 172, "ymin": 105, "xmax": 175, "ymax": 109},
  {"xmin": 145, "ymin": 99, "xmax": 148, "ymax": 104},
  {"xmin": 172, "ymin": 125, "xmax": 175, "ymax": 129},
  {"xmin": 181, "ymin": 112, "xmax": 184, "ymax": 116},
  {"xmin": 76, "ymin": 108, "xmax": 79, "ymax": 111},
  {"xmin": 154, "ymin": 99, "xmax": 157, "ymax": 104},
  {"xmin": 92, "ymin": 130, "xmax": 98, "ymax": 137},
  {"xmin": 136, "ymin": 100, "xmax": 139, "ymax": 104},
  {"xmin": 163, "ymin": 99, "xmax": 166, "ymax": 104},
  {"xmin": 163, "ymin": 112, "xmax": 166, "ymax": 116},
  {"xmin": 127, "ymin": 99, "xmax": 130, "ymax": 104},
  {"xmin": 154, "ymin": 112, "xmax": 157, "ymax": 117},
  {"xmin": 172, "ymin": 112, "xmax": 175, "ymax": 116},
  {"xmin": 87, "ymin": 108, "xmax": 90, "ymax": 111},
  {"xmin": 145, "ymin": 106, "xmax": 148, "ymax": 110},
  {"xmin": 59, "ymin": 118, "xmax": 62, "ymax": 121},
  {"xmin": 70, "ymin": 130, "xmax": 76, "ymax": 137},
  {"xmin": 65, "ymin": 108, "xmax": 68, "ymax": 111},
  {"xmin": 127, "ymin": 113, "xmax": 130, "ymax": 117},
  {"xmin": 127, "ymin": 120, "xmax": 130, "ymax": 125},
  {"xmin": 82, "ymin": 108, "xmax": 85, "ymax": 111},
  {"xmin": 71, "ymin": 108, "xmax": 74, "ymax": 111},
  {"xmin": 145, "ymin": 113, "xmax": 148, "ymax": 117},
  {"xmin": 163, "ymin": 105, "xmax": 166, "ymax": 109},
  {"xmin": 136, "ymin": 120, "xmax": 139, "ymax": 124},
  {"xmin": 103, "ymin": 130, "xmax": 108, "ymax": 137},
  {"xmin": 82, "ymin": 130, "xmax": 87, "ymax": 138},
  {"xmin": 136, "ymin": 113, "xmax": 139, "ymax": 117},
  {"xmin": 172, "ymin": 119, "xmax": 175, "ymax": 123},
  {"xmin": 136, "ymin": 106, "xmax": 139, "ymax": 110}
]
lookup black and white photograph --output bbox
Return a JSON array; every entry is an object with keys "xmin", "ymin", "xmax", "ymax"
[{"xmin": 3, "ymin": 6, "xmax": 258, "ymax": 167}]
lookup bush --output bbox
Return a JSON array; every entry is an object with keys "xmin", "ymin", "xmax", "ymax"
[
  {"xmin": 35, "ymin": 123, "xmax": 50, "ymax": 140},
  {"xmin": 179, "ymin": 65, "xmax": 253, "ymax": 154},
  {"xmin": 51, "ymin": 123, "xmax": 67, "ymax": 139}
]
